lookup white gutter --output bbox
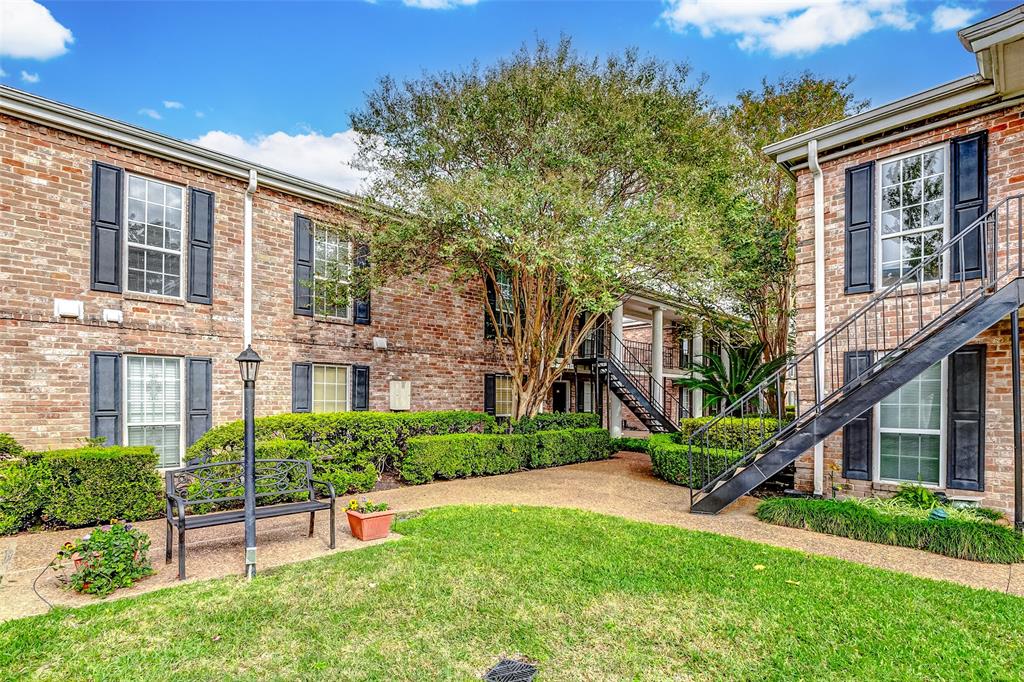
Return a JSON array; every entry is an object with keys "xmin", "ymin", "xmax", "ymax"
[
  {"xmin": 808, "ymin": 139, "xmax": 825, "ymax": 497},
  {"xmin": 243, "ymin": 169, "xmax": 257, "ymax": 347}
]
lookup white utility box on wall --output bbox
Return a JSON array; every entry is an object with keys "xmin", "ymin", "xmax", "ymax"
[{"xmin": 389, "ymin": 380, "xmax": 411, "ymax": 411}]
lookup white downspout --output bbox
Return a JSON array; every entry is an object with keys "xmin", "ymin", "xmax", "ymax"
[
  {"xmin": 243, "ymin": 169, "xmax": 258, "ymax": 347},
  {"xmin": 808, "ymin": 139, "xmax": 825, "ymax": 497}
]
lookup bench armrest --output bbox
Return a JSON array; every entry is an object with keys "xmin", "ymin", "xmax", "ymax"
[
  {"xmin": 166, "ymin": 493, "xmax": 187, "ymax": 522},
  {"xmin": 310, "ymin": 478, "xmax": 336, "ymax": 501}
]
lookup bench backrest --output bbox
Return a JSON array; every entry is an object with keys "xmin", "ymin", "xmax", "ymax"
[{"xmin": 166, "ymin": 458, "xmax": 315, "ymax": 508}]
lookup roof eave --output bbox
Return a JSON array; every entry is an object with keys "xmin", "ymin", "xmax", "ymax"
[{"xmin": 0, "ymin": 85, "xmax": 368, "ymax": 212}]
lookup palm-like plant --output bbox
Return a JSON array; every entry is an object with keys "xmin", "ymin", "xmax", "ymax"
[{"xmin": 675, "ymin": 342, "xmax": 788, "ymax": 413}]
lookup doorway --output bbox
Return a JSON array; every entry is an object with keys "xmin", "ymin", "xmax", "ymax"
[{"xmin": 552, "ymin": 381, "xmax": 569, "ymax": 413}]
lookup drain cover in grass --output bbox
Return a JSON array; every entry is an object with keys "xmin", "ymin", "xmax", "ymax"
[{"xmin": 483, "ymin": 658, "xmax": 538, "ymax": 682}]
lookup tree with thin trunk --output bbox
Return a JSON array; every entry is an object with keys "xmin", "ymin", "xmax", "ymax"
[
  {"xmin": 345, "ymin": 38, "xmax": 728, "ymax": 418},
  {"xmin": 692, "ymin": 74, "xmax": 867, "ymax": 366}
]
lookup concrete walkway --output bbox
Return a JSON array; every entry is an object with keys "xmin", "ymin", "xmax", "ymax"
[{"xmin": 1, "ymin": 452, "xmax": 1021, "ymax": 623}]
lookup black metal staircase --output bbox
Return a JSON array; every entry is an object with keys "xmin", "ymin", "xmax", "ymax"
[
  {"xmin": 578, "ymin": 329, "xmax": 687, "ymax": 433},
  {"xmin": 689, "ymin": 195, "xmax": 1024, "ymax": 514}
]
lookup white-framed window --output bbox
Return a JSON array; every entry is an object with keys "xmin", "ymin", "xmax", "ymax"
[
  {"xmin": 875, "ymin": 361, "xmax": 945, "ymax": 486},
  {"xmin": 125, "ymin": 355, "xmax": 183, "ymax": 469},
  {"xmin": 313, "ymin": 364, "xmax": 350, "ymax": 413},
  {"xmin": 313, "ymin": 227, "xmax": 351, "ymax": 320},
  {"xmin": 494, "ymin": 374, "xmax": 514, "ymax": 418},
  {"xmin": 878, "ymin": 145, "xmax": 947, "ymax": 286},
  {"xmin": 126, "ymin": 175, "xmax": 184, "ymax": 297},
  {"xmin": 580, "ymin": 379, "xmax": 594, "ymax": 413}
]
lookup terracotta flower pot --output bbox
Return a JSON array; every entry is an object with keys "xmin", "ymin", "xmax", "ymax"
[{"xmin": 346, "ymin": 509, "xmax": 395, "ymax": 541}]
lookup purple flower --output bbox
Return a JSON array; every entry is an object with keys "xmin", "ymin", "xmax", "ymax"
[
  {"xmin": 82, "ymin": 534, "xmax": 91, "ymax": 541},
  {"xmin": 101, "ymin": 525, "xmax": 111, "ymax": 532},
  {"xmin": 125, "ymin": 524, "xmax": 133, "ymax": 531}
]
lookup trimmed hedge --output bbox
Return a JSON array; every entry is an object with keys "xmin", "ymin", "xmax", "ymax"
[
  {"xmin": 529, "ymin": 429, "xmax": 612, "ymax": 468},
  {"xmin": 757, "ymin": 497, "xmax": 1024, "ymax": 564},
  {"xmin": 188, "ymin": 411, "xmax": 495, "ymax": 493},
  {"xmin": 0, "ymin": 433, "xmax": 25, "ymax": 461},
  {"xmin": 511, "ymin": 412, "xmax": 601, "ymax": 434},
  {"xmin": 673, "ymin": 416, "xmax": 785, "ymax": 452},
  {"xmin": 610, "ymin": 437, "xmax": 650, "ymax": 454},
  {"xmin": 0, "ymin": 459, "xmax": 48, "ymax": 535},
  {"xmin": 400, "ymin": 434, "xmax": 534, "ymax": 484},
  {"xmin": 43, "ymin": 446, "xmax": 164, "ymax": 527},
  {"xmin": 1, "ymin": 446, "xmax": 163, "ymax": 534},
  {"xmin": 649, "ymin": 437, "xmax": 744, "ymax": 489},
  {"xmin": 402, "ymin": 428, "xmax": 612, "ymax": 484}
]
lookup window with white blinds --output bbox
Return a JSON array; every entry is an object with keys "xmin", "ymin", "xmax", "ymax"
[
  {"xmin": 313, "ymin": 364, "xmax": 349, "ymax": 413},
  {"xmin": 125, "ymin": 355, "xmax": 182, "ymax": 468}
]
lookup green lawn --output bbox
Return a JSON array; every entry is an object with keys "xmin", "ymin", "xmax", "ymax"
[{"xmin": 2, "ymin": 506, "xmax": 1023, "ymax": 681}]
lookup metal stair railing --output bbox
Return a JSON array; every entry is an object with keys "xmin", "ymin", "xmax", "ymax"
[
  {"xmin": 581, "ymin": 326, "xmax": 691, "ymax": 426},
  {"xmin": 688, "ymin": 194, "xmax": 1024, "ymax": 505}
]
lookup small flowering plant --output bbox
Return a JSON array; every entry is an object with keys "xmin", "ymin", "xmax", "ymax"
[
  {"xmin": 53, "ymin": 521, "xmax": 154, "ymax": 597},
  {"xmin": 347, "ymin": 498, "xmax": 389, "ymax": 514}
]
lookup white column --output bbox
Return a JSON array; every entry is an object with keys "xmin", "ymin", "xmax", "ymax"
[
  {"xmin": 609, "ymin": 303, "xmax": 624, "ymax": 437},
  {"xmin": 243, "ymin": 169, "xmax": 258, "ymax": 348},
  {"xmin": 692, "ymin": 320, "xmax": 704, "ymax": 418},
  {"xmin": 651, "ymin": 306, "xmax": 664, "ymax": 407}
]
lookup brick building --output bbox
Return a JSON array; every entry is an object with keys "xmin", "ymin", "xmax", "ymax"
[
  {"xmin": 757, "ymin": 6, "xmax": 1024, "ymax": 520},
  {"xmin": 0, "ymin": 85, "xmax": 702, "ymax": 468}
]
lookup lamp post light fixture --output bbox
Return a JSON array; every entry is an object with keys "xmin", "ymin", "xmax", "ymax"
[{"xmin": 235, "ymin": 345, "xmax": 262, "ymax": 579}]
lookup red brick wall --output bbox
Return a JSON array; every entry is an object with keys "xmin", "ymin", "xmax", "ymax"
[
  {"xmin": 791, "ymin": 103, "xmax": 1024, "ymax": 513},
  {"xmin": 0, "ymin": 113, "xmax": 507, "ymax": 452}
]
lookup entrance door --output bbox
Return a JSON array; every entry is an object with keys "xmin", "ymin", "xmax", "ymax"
[{"xmin": 552, "ymin": 381, "xmax": 569, "ymax": 413}]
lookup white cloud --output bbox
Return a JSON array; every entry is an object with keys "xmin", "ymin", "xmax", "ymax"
[
  {"xmin": 931, "ymin": 5, "xmax": 979, "ymax": 32},
  {"xmin": 0, "ymin": 0, "xmax": 74, "ymax": 60},
  {"xmin": 138, "ymin": 108, "xmax": 162, "ymax": 120},
  {"xmin": 191, "ymin": 129, "xmax": 368, "ymax": 193},
  {"xmin": 0, "ymin": 68, "xmax": 7, "ymax": 78},
  {"xmin": 661, "ymin": 0, "xmax": 917, "ymax": 56},
  {"xmin": 195, "ymin": 111, "xmax": 206, "ymax": 119},
  {"xmin": 402, "ymin": 0, "xmax": 477, "ymax": 9},
  {"xmin": 20, "ymin": 70, "xmax": 40, "ymax": 83},
  {"xmin": 163, "ymin": 100, "xmax": 184, "ymax": 110}
]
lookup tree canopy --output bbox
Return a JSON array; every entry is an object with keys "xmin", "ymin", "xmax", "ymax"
[{"xmin": 348, "ymin": 38, "xmax": 730, "ymax": 417}]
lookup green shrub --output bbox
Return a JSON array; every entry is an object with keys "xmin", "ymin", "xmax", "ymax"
[
  {"xmin": 610, "ymin": 436, "xmax": 649, "ymax": 453},
  {"xmin": 43, "ymin": 446, "xmax": 163, "ymax": 527},
  {"xmin": 189, "ymin": 411, "xmax": 494, "ymax": 493},
  {"xmin": 401, "ymin": 433, "xmax": 534, "ymax": 484},
  {"xmin": 673, "ymin": 416, "xmax": 784, "ymax": 452},
  {"xmin": 756, "ymin": 497, "xmax": 1024, "ymax": 564},
  {"xmin": 892, "ymin": 483, "xmax": 941, "ymax": 510},
  {"xmin": 0, "ymin": 433, "xmax": 25, "ymax": 461},
  {"xmin": 0, "ymin": 459, "xmax": 49, "ymax": 535},
  {"xmin": 511, "ymin": 412, "xmax": 601, "ymax": 434},
  {"xmin": 649, "ymin": 438, "xmax": 743, "ymax": 489},
  {"xmin": 529, "ymin": 429, "xmax": 612, "ymax": 468}
]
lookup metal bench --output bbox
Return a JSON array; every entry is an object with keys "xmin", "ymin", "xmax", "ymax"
[{"xmin": 165, "ymin": 458, "xmax": 336, "ymax": 580}]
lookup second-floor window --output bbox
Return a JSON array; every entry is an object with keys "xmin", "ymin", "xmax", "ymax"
[
  {"xmin": 879, "ymin": 146, "xmax": 946, "ymax": 286},
  {"xmin": 126, "ymin": 175, "xmax": 184, "ymax": 297},
  {"xmin": 313, "ymin": 228, "xmax": 351, "ymax": 319}
]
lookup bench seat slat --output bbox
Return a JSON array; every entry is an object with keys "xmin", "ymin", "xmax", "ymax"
[{"xmin": 169, "ymin": 500, "xmax": 331, "ymax": 529}]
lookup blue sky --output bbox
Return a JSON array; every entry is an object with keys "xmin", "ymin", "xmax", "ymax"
[{"xmin": 0, "ymin": 0, "xmax": 1015, "ymax": 190}]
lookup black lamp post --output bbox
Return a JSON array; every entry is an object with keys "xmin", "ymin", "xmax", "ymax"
[{"xmin": 235, "ymin": 345, "xmax": 262, "ymax": 579}]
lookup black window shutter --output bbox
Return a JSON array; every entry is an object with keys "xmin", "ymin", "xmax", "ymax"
[
  {"xmin": 292, "ymin": 362, "xmax": 312, "ymax": 412},
  {"xmin": 352, "ymin": 365, "xmax": 370, "ymax": 411},
  {"xmin": 185, "ymin": 357, "xmax": 213, "ymax": 446},
  {"xmin": 187, "ymin": 188, "xmax": 215, "ymax": 304},
  {"xmin": 844, "ymin": 162, "xmax": 875, "ymax": 294},
  {"xmin": 576, "ymin": 376, "xmax": 585, "ymax": 412},
  {"xmin": 842, "ymin": 350, "xmax": 874, "ymax": 480},
  {"xmin": 947, "ymin": 345, "xmax": 986, "ymax": 491},
  {"xmin": 484, "ymin": 374, "xmax": 496, "ymax": 415},
  {"xmin": 91, "ymin": 162, "xmax": 123, "ymax": 292},
  {"xmin": 950, "ymin": 132, "xmax": 988, "ymax": 281},
  {"xmin": 353, "ymin": 243, "xmax": 371, "ymax": 325},
  {"xmin": 90, "ymin": 351, "xmax": 122, "ymax": 445},
  {"xmin": 484, "ymin": 277, "xmax": 497, "ymax": 339},
  {"xmin": 294, "ymin": 215, "xmax": 314, "ymax": 316}
]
